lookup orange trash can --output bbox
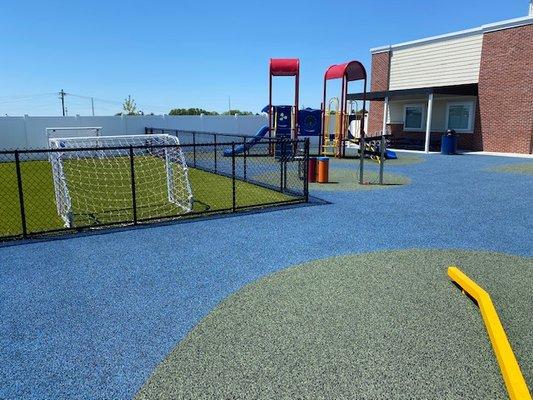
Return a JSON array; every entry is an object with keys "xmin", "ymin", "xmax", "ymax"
[{"xmin": 317, "ymin": 157, "xmax": 329, "ymax": 183}]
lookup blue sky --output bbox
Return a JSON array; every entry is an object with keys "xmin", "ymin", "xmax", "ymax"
[{"xmin": 0, "ymin": 0, "xmax": 529, "ymax": 116}]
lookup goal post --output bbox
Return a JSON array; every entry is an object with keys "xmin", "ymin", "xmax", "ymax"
[
  {"xmin": 48, "ymin": 134, "xmax": 193, "ymax": 227},
  {"xmin": 164, "ymin": 147, "xmax": 176, "ymax": 204}
]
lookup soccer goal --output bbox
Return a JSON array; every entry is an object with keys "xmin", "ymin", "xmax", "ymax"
[{"xmin": 48, "ymin": 134, "xmax": 193, "ymax": 228}]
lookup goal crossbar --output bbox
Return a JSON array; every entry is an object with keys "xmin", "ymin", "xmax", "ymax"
[{"xmin": 46, "ymin": 127, "xmax": 103, "ymax": 140}]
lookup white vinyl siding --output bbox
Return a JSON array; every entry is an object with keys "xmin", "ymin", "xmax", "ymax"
[{"xmin": 389, "ymin": 34, "xmax": 483, "ymax": 90}]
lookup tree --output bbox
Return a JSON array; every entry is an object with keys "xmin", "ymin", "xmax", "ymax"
[
  {"xmin": 119, "ymin": 95, "xmax": 142, "ymax": 116},
  {"xmin": 222, "ymin": 109, "xmax": 253, "ymax": 116},
  {"xmin": 169, "ymin": 108, "xmax": 219, "ymax": 116},
  {"xmin": 167, "ymin": 108, "xmax": 255, "ymax": 116}
]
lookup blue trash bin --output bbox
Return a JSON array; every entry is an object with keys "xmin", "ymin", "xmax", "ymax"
[{"xmin": 441, "ymin": 129, "xmax": 457, "ymax": 155}]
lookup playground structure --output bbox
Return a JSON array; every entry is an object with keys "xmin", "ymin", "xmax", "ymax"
[
  {"xmin": 224, "ymin": 58, "xmax": 301, "ymax": 159},
  {"xmin": 319, "ymin": 61, "xmax": 385, "ymax": 184},
  {"xmin": 359, "ymin": 135, "xmax": 398, "ymax": 163},
  {"xmin": 223, "ymin": 58, "xmax": 397, "ymax": 185},
  {"xmin": 317, "ymin": 60, "xmax": 396, "ymax": 170},
  {"xmin": 268, "ymin": 58, "xmax": 300, "ymax": 159},
  {"xmin": 320, "ymin": 61, "xmax": 367, "ymax": 158}
]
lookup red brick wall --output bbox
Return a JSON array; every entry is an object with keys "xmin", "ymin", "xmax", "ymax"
[
  {"xmin": 367, "ymin": 51, "xmax": 390, "ymax": 135},
  {"xmin": 460, "ymin": 100, "xmax": 483, "ymax": 151},
  {"xmin": 478, "ymin": 24, "xmax": 533, "ymax": 154}
]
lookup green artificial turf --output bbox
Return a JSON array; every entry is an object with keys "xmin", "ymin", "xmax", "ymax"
[
  {"xmin": 487, "ymin": 163, "xmax": 533, "ymax": 175},
  {"xmin": 135, "ymin": 250, "xmax": 532, "ymax": 400},
  {"xmin": 310, "ymin": 168, "xmax": 410, "ymax": 191},
  {"xmin": 0, "ymin": 158, "xmax": 294, "ymax": 237},
  {"xmin": 385, "ymin": 153, "xmax": 425, "ymax": 166},
  {"xmin": 329, "ymin": 153, "xmax": 425, "ymax": 167}
]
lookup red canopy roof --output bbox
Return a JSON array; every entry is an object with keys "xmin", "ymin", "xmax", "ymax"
[
  {"xmin": 270, "ymin": 58, "xmax": 300, "ymax": 76},
  {"xmin": 324, "ymin": 61, "xmax": 366, "ymax": 82}
]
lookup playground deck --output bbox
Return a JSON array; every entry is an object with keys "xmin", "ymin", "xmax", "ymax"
[{"xmin": 1, "ymin": 153, "xmax": 531, "ymax": 399}]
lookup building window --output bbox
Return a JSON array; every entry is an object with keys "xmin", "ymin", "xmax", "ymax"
[
  {"xmin": 403, "ymin": 104, "xmax": 424, "ymax": 131},
  {"xmin": 446, "ymin": 101, "xmax": 474, "ymax": 132}
]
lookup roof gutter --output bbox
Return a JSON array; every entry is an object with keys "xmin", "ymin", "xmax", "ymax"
[{"xmin": 371, "ymin": 15, "xmax": 533, "ymax": 54}]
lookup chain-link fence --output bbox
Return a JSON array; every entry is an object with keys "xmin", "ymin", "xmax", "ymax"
[
  {"xmin": 146, "ymin": 127, "xmax": 252, "ymax": 144},
  {"xmin": 148, "ymin": 127, "xmax": 324, "ymax": 156},
  {"xmin": 0, "ymin": 138, "xmax": 309, "ymax": 241}
]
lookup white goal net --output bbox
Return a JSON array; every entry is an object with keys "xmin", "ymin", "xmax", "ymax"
[{"xmin": 48, "ymin": 134, "xmax": 193, "ymax": 227}]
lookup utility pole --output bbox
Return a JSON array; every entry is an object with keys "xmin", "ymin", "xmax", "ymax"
[
  {"xmin": 59, "ymin": 89, "xmax": 66, "ymax": 116},
  {"xmin": 91, "ymin": 97, "xmax": 95, "ymax": 116},
  {"xmin": 228, "ymin": 96, "xmax": 231, "ymax": 115}
]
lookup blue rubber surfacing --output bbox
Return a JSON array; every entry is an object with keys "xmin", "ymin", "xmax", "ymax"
[{"xmin": 0, "ymin": 153, "xmax": 532, "ymax": 399}]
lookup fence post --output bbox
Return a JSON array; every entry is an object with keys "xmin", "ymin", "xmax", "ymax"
[
  {"xmin": 214, "ymin": 133, "xmax": 217, "ymax": 173},
  {"xmin": 283, "ymin": 159, "xmax": 287, "ymax": 190},
  {"xmin": 279, "ymin": 139, "xmax": 284, "ymax": 192},
  {"xmin": 193, "ymin": 131, "xmax": 197, "ymax": 168},
  {"xmin": 231, "ymin": 142, "xmax": 236, "ymax": 211},
  {"xmin": 129, "ymin": 146, "xmax": 138, "ymax": 225},
  {"xmin": 379, "ymin": 134, "xmax": 385, "ymax": 185},
  {"xmin": 14, "ymin": 151, "xmax": 28, "ymax": 238},
  {"xmin": 359, "ymin": 136, "xmax": 365, "ymax": 184},
  {"xmin": 304, "ymin": 138, "xmax": 310, "ymax": 202},
  {"xmin": 243, "ymin": 136, "xmax": 247, "ymax": 181}
]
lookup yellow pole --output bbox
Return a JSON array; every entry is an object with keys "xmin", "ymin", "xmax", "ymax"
[
  {"xmin": 323, "ymin": 109, "xmax": 330, "ymax": 154},
  {"xmin": 324, "ymin": 98, "xmax": 339, "ymax": 156}
]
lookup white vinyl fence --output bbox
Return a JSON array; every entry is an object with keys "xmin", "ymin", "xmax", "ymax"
[{"xmin": 0, "ymin": 115, "xmax": 268, "ymax": 150}]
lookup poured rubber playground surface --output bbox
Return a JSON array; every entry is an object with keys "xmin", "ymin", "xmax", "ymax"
[{"xmin": 1, "ymin": 153, "xmax": 532, "ymax": 399}]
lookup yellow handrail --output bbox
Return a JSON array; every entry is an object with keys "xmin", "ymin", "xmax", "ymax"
[{"xmin": 448, "ymin": 267, "xmax": 531, "ymax": 400}]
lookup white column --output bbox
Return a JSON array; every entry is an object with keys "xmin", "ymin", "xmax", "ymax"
[
  {"xmin": 424, "ymin": 93, "xmax": 434, "ymax": 153},
  {"xmin": 381, "ymin": 96, "xmax": 389, "ymax": 135}
]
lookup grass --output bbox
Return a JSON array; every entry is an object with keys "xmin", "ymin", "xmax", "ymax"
[
  {"xmin": 329, "ymin": 153, "xmax": 426, "ymax": 168},
  {"xmin": 310, "ymin": 168, "xmax": 410, "ymax": 191},
  {"xmin": 135, "ymin": 249, "xmax": 532, "ymax": 400},
  {"xmin": 0, "ymin": 157, "xmax": 295, "ymax": 238},
  {"xmin": 385, "ymin": 153, "xmax": 425, "ymax": 166},
  {"xmin": 487, "ymin": 163, "xmax": 533, "ymax": 175}
]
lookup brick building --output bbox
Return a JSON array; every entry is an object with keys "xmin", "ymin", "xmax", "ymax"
[{"xmin": 349, "ymin": 10, "xmax": 532, "ymax": 154}]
